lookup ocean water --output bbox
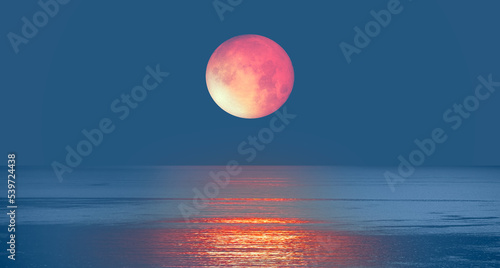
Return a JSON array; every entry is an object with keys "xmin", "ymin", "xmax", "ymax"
[{"xmin": 2, "ymin": 166, "xmax": 500, "ymax": 267}]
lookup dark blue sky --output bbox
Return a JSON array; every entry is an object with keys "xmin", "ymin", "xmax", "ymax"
[{"xmin": 1, "ymin": 0, "xmax": 499, "ymax": 167}]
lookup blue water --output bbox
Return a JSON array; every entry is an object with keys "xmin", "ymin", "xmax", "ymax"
[{"xmin": 2, "ymin": 166, "xmax": 499, "ymax": 267}]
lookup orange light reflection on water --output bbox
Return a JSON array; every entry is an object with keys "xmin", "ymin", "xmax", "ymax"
[
  {"xmin": 108, "ymin": 217, "xmax": 383, "ymax": 267},
  {"xmin": 95, "ymin": 172, "xmax": 384, "ymax": 266}
]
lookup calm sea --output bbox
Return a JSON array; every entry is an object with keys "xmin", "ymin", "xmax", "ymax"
[{"xmin": 2, "ymin": 166, "xmax": 499, "ymax": 267}]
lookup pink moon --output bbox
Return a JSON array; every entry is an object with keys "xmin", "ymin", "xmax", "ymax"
[{"xmin": 206, "ymin": 34, "xmax": 294, "ymax": 119}]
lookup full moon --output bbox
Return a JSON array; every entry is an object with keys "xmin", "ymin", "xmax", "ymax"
[{"xmin": 206, "ymin": 34, "xmax": 294, "ymax": 119}]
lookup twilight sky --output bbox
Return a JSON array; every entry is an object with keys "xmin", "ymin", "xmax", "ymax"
[{"xmin": 1, "ymin": 0, "xmax": 499, "ymax": 167}]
